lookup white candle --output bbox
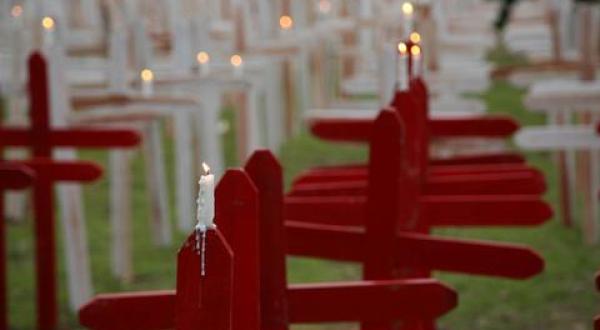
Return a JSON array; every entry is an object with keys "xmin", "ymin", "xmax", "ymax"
[
  {"xmin": 41, "ymin": 16, "xmax": 56, "ymax": 47},
  {"xmin": 402, "ymin": 2, "xmax": 414, "ymax": 39},
  {"xmin": 196, "ymin": 163, "xmax": 216, "ymax": 231},
  {"xmin": 279, "ymin": 15, "xmax": 294, "ymax": 36},
  {"xmin": 230, "ymin": 54, "xmax": 244, "ymax": 78},
  {"xmin": 411, "ymin": 45, "xmax": 422, "ymax": 78},
  {"xmin": 196, "ymin": 51, "xmax": 211, "ymax": 76},
  {"xmin": 397, "ymin": 42, "xmax": 409, "ymax": 91},
  {"xmin": 140, "ymin": 68, "xmax": 154, "ymax": 97}
]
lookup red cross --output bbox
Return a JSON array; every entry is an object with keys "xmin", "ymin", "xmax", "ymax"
[
  {"xmin": 281, "ymin": 111, "xmax": 549, "ymax": 329},
  {"xmin": 0, "ymin": 52, "xmax": 141, "ymax": 330},
  {"xmin": 78, "ymin": 169, "xmax": 457, "ymax": 329}
]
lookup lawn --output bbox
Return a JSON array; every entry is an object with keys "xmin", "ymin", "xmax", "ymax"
[{"xmin": 4, "ymin": 47, "xmax": 600, "ymax": 329}]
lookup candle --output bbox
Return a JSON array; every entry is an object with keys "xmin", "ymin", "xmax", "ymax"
[
  {"xmin": 411, "ymin": 45, "xmax": 422, "ymax": 78},
  {"xmin": 397, "ymin": 42, "xmax": 409, "ymax": 91},
  {"xmin": 410, "ymin": 32, "xmax": 421, "ymax": 44},
  {"xmin": 279, "ymin": 15, "xmax": 294, "ymax": 36},
  {"xmin": 196, "ymin": 51, "xmax": 210, "ymax": 76},
  {"xmin": 230, "ymin": 54, "xmax": 243, "ymax": 78},
  {"xmin": 402, "ymin": 2, "xmax": 414, "ymax": 39},
  {"xmin": 140, "ymin": 68, "xmax": 154, "ymax": 97},
  {"xmin": 196, "ymin": 163, "xmax": 215, "ymax": 231},
  {"xmin": 41, "ymin": 16, "xmax": 56, "ymax": 47}
]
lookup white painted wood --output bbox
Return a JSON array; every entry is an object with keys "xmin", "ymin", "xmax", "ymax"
[
  {"xmin": 109, "ymin": 149, "xmax": 133, "ymax": 283},
  {"xmin": 195, "ymin": 86, "xmax": 224, "ymax": 177},
  {"xmin": 141, "ymin": 121, "xmax": 172, "ymax": 246},
  {"xmin": 173, "ymin": 110, "xmax": 195, "ymax": 231},
  {"xmin": 46, "ymin": 43, "xmax": 94, "ymax": 310},
  {"xmin": 515, "ymin": 125, "xmax": 600, "ymax": 150}
]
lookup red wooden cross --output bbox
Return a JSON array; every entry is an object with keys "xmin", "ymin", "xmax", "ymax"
[
  {"xmin": 0, "ymin": 52, "xmax": 141, "ymax": 330},
  {"xmin": 282, "ymin": 111, "xmax": 548, "ymax": 329},
  {"xmin": 288, "ymin": 112, "xmax": 552, "ymax": 228},
  {"xmin": 79, "ymin": 169, "xmax": 458, "ymax": 330}
]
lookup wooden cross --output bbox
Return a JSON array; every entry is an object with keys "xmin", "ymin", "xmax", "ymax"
[
  {"xmin": 79, "ymin": 167, "xmax": 457, "ymax": 329},
  {"xmin": 0, "ymin": 52, "xmax": 141, "ymax": 330},
  {"xmin": 0, "ymin": 164, "xmax": 34, "ymax": 330},
  {"xmin": 282, "ymin": 111, "xmax": 547, "ymax": 328}
]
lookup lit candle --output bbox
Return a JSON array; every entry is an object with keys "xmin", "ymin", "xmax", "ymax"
[
  {"xmin": 140, "ymin": 68, "xmax": 154, "ymax": 97},
  {"xmin": 279, "ymin": 15, "xmax": 294, "ymax": 36},
  {"xmin": 411, "ymin": 45, "xmax": 422, "ymax": 78},
  {"xmin": 196, "ymin": 51, "xmax": 210, "ymax": 76},
  {"xmin": 410, "ymin": 32, "xmax": 421, "ymax": 45},
  {"xmin": 195, "ymin": 163, "xmax": 215, "ymax": 277},
  {"xmin": 402, "ymin": 2, "xmax": 414, "ymax": 39},
  {"xmin": 230, "ymin": 54, "xmax": 243, "ymax": 78},
  {"xmin": 397, "ymin": 42, "xmax": 409, "ymax": 91},
  {"xmin": 41, "ymin": 16, "xmax": 56, "ymax": 47},
  {"xmin": 196, "ymin": 163, "xmax": 215, "ymax": 231}
]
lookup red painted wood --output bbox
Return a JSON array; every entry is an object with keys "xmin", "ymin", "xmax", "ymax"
[
  {"xmin": 430, "ymin": 153, "xmax": 525, "ymax": 165},
  {"xmin": 289, "ymin": 172, "xmax": 545, "ymax": 197},
  {"xmin": 285, "ymin": 221, "xmax": 544, "ymax": 279},
  {"xmin": 0, "ymin": 52, "xmax": 141, "ymax": 330},
  {"xmin": 0, "ymin": 165, "xmax": 34, "ymax": 189},
  {"xmin": 214, "ymin": 170, "xmax": 260, "ymax": 330},
  {"xmin": 0, "ymin": 128, "xmax": 141, "ymax": 148},
  {"xmin": 176, "ymin": 230, "xmax": 234, "ymax": 330},
  {"xmin": 429, "ymin": 116, "xmax": 520, "ymax": 137},
  {"xmin": 287, "ymin": 279, "xmax": 457, "ymax": 323},
  {"xmin": 285, "ymin": 195, "xmax": 551, "ymax": 227},
  {"xmin": 245, "ymin": 151, "xmax": 289, "ymax": 330},
  {"xmin": 595, "ymin": 271, "xmax": 600, "ymax": 329}
]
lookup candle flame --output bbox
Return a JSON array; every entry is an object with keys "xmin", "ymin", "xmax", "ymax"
[
  {"xmin": 410, "ymin": 32, "xmax": 421, "ymax": 44},
  {"xmin": 230, "ymin": 54, "xmax": 243, "ymax": 67},
  {"xmin": 202, "ymin": 162, "xmax": 211, "ymax": 175},
  {"xmin": 402, "ymin": 2, "xmax": 414, "ymax": 15},
  {"xmin": 318, "ymin": 0, "xmax": 332, "ymax": 13},
  {"xmin": 42, "ymin": 16, "xmax": 55, "ymax": 30},
  {"xmin": 398, "ymin": 42, "xmax": 408, "ymax": 54},
  {"xmin": 411, "ymin": 45, "xmax": 421, "ymax": 56},
  {"xmin": 11, "ymin": 5, "xmax": 23, "ymax": 18},
  {"xmin": 140, "ymin": 68, "xmax": 154, "ymax": 82},
  {"xmin": 196, "ymin": 51, "xmax": 210, "ymax": 64},
  {"xmin": 280, "ymin": 15, "xmax": 294, "ymax": 30}
]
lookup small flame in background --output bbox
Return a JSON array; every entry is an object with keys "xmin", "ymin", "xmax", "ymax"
[
  {"xmin": 279, "ymin": 15, "xmax": 294, "ymax": 30},
  {"xmin": 410, "ymin": 32, "xmax": 421, "ymax": 44},
  {"xmin": 230, "ymin": 54, "xmax": 243, "ymax": 67},
  {"xmin": 196, "ymin": 51, "xmax": 210, "ymax": 64},
  {"xmin": 140, "ymin": 68, "xmax": 154, "ymax": 81},
  {"xmin": 42, "ymin": 16, "xmax": 55, "ymax": 30},
  {"xmin": 398, "ymin": 42, "xmax": 408, "ymax": 54},
  {"xmin": 402, "ymin": 2, "xmax": 414, "ymax": 15}
]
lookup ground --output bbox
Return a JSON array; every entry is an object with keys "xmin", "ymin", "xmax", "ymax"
[{"xmin": 4, "ymin": 46, "xmax": 600, "ymax": 329}]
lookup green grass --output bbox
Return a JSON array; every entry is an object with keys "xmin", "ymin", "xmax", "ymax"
[{"xmin": 4, "ymin": 47, "xmax": 600, "ymax": 329}]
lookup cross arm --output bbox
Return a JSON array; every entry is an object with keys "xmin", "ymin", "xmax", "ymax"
[
  {"xmin": 4, "ymin": 160, "xmax": 103, "ymax": 182},
  {"xmin": 285, "ymin": 193, "xmax": 551, "ymax": 227},
  {"xmin": 428, "ymin": 116, "xmax": 519, "ymax": 138},
  {"xmin": 287, "ymin": 279, "xmax": 457, "ymax": 323},
  {"xmin": 0, "ymin": 165, "xmax": 34, "ymax": 189},
  {"xmin": 286, "ymin": 222, "xmax": 544, "ymax": 278},
  {"xmin": 309, "ymin": 118, "xmax": 373, "ymax": 142},
  {"xmin": 0, "ymin": 128, "xmax": 140, "ymax": 148},
  {"xmin": 78, "ymin": 290, "xmax": 175, "ymax": 330}
]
